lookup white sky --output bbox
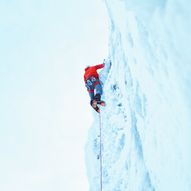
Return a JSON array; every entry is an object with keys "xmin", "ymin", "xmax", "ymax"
[{"xmin": 0, "ymin": 0, "xmax": 108, "ymax": 190}]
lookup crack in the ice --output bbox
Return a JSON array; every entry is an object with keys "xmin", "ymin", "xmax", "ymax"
[{"xmin": 131, "ymin": 112, "xmax": 155, "ymax": 191}]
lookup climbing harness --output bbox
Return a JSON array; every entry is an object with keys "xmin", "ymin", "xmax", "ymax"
[{"xmin": 85, "ymin": 76, "xmax": 101, "ymax": 92}]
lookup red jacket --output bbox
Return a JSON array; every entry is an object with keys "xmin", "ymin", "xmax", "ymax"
[{"xmin": 84, "ymin": 64, "xmax": 104, "ymax": 82}]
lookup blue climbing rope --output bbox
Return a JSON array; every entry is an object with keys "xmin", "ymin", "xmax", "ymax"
[{"xmin": 99, "ymin": 113, "xmax": 103, "ymax": 191}]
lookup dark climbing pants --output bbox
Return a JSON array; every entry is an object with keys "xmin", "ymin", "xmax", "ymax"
[{"xmin": 88, "ymin": 83, "xmax": 103, "ymax": 100}]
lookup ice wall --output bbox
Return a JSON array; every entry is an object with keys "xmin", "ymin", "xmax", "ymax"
[{"xmin": 86, "ymin": 0, "xmax": 191, "ymax": 190}]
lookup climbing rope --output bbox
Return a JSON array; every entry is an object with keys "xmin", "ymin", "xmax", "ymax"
[{"xmin": 99, "ymin": 113, "xmax": 103, "ymax": 191}]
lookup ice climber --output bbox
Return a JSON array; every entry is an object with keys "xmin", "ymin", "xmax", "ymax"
[{"xmin": 84, "ymin": 63, "xmax": 105, "ymax": 113}]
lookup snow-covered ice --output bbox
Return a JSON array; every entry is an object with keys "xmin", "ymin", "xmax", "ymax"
[{"xmin": 86, "ymin": 0, "xmax": 191, "ymax": 190}]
